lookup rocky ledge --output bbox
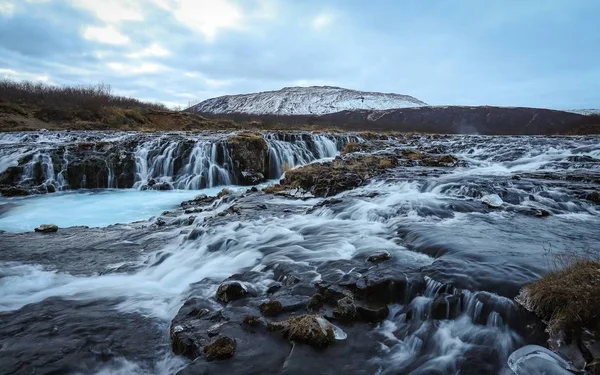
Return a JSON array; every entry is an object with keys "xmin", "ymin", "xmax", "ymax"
[{"xmin": 264, "ymin": 145, "xmax": 458, "ymax": 198}]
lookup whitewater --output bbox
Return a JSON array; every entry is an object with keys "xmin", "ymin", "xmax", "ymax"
[{"xmin": 0, "ymin": 133, "xmax": 599, "ymax": 375}]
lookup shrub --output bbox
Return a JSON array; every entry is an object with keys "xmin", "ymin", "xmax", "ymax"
[{"xmin": 516, "ymin": 255, "xmax": 600, "ymax": 334}]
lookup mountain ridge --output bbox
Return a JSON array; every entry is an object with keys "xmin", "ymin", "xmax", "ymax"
[{"xmin": 188, "ymin": 86, "xmax": 427, "ymax": 116}]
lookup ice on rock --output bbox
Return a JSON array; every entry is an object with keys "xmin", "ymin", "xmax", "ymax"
[
  {"xmin": 482, "ymin": 193, "xmax": 503, "ymax": 208},
  {"xmin": 508, "ymin": 345, "xmax": 577, "ymax": 375}
]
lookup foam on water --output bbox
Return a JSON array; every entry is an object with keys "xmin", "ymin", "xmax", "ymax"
[{"xmin": 0, "ymin": 188, "xmax": 228, "ymax": 232}]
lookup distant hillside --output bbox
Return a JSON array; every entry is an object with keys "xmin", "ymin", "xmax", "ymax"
[
  {"xmin": 188, "ymin": 86, "xmax": 427, "ymax": 115},
  {"xmin": 196, "ymin": 106, "xmax": 596, "ymax": 135}
]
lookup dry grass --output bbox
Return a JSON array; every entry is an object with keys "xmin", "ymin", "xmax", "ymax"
[
  {"xmin": 0, "ymin": 79, "xmax": 166, "ymax": 111},
  {"xmin": 268, "ymin": 315, "xmax": 335, "ymax": 347},
  {"xmin": 516, "ymin": 253, "xmax": 600, "ymax": 333},
  {"xmin": 342, "ymin": 142, "xmax": 361, "ymax": 154}
]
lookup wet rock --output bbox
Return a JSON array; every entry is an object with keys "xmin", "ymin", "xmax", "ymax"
[
  {"xmin": 203, "ymin": 336, "xmax": 236, "ymax": 361},
  {"xmin": 259, "ymin": 300, "xmax": 283, "ymax": 317},
  {"xmin": 585, "ymin": 192, "xmax": 600, "ymax": 204},
  {"xmin": 481, "ymin": 194, "xmax": 503, "ymax": 208},
  {"xmin": 308, "ymin": 293, "xmax": 325, "ymax": 310},
  {"xmin": 268, "ymin": 315, "xmax": 335, "ymax": 348},
  {"xmin": 333, "ymin": 297, "xmax": 357, "ymax": 320},
  {"xmin": 227, "ymin": 133, "xmax": 269, "ymax": 185},
  {"xmin": 356, "ymin": 303, "xmax": 389, "ymax": 322},
  {"xmin": 0, "ymin": 185, "xmax": 30, "ymax": 197},
  {"xmin": 216, "ymin": 282, "xmax": 248, "ymax": 303},
  {"xmin": 242, "ymin": 315, "xmax": 261, "ymax": 327},
  {"xmin": 264, "ymin": 153, "xmax": 398, "ymax": 197},
  {"xmin": 34, "ymin": 224, "xmax": 58, "ymax": 233},
  {"xmin": 366, "ymin": 251, "xmax": 391, "ymax": 263},
  {"xmin": 431, "ymin": 294, "xmax": 462, "ymax": 320},
  {"xmin": 266, "ymin": 282, "xmax": 282, "ymax": 295},
  {"xmin": 240, "ymin": 171, "xmax": 264, "ymax": 185}
]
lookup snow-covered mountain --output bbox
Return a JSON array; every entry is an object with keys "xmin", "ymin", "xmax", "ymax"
[
  {"xmin": 189, "ymin": 86, "xmax": 427, "ymax": 115},
  {"xmin": 566, "ymin": 109, "xmax": 600, "ymax": 115}
]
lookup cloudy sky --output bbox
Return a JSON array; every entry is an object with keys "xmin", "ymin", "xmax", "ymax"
[{"xmin": 0, "ymin": 0, "xmax": 598, "ymax": 109}]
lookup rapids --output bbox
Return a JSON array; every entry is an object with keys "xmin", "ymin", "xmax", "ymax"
[{"xmin": 0, "ymin": 132, "xmax": 599, "ymax": 375}]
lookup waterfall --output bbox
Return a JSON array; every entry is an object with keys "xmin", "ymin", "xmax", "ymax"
[
  {"xmin": 133, "ymin": 138, "xmax": 236, "ymax": 190},
  {"xmin": 264, "ymin": 133, "xmax": 359, "ymax": 178},
  {"xmin": 173, "ymin": 141, "xmax": 233, "ymax": 190},
  {"xmin": 1, "ymin": 131, "xmax": 362, "ymax": 193}
]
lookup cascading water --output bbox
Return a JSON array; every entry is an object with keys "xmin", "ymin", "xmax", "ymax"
[
  {"xmin": 1, "ymin": 132, "xmax": 599, "ymax": 374},
  {"xmin": 264, "ymin": 132, "xmax": 358, "ymax": 177}
]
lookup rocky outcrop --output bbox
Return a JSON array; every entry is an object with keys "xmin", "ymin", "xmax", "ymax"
[
  {"xmin": 264, "ymin": 148, "xmax": 459, "ymax": 197},
  {"xmin": 226, "ymin": 133, "xmax": 269, "ymax": 185},
  {"xmin": 34, "ymin": 224, "xmax": 58, "ymax": 233}
]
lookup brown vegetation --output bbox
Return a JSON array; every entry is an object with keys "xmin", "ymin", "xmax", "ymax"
[{"xmin": 516, "ymin": 258, "xmax": 600, "ymax": 334}]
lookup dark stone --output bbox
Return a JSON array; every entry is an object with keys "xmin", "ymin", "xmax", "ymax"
[
  {"xmin": 216, "ymin": 282, "xmax": 248, "ymax": 303},
  {"xmin": 203, "ymin": 337, "xmax": 236, "ymax": 361},
  {"xmin": 34, "ymin": 224, "xmax": 58, "ymax": 233},
  {"xmin": 585, "ymin": 192, "xmax": 600, "ymax": 204},
  {"xmin": 356, "ymin": 304, "xmax": 389, "ymax": 322},
  {"xmin": 333, "ymin": 297, "xmax": 357, "ymax": 320},
  {"xmin": 259, "ymin": 300, "xmax": 283, "ymax": 317},
  {"xmin": 366, "ymin": 251, "xmax": 391, "ymax": 263},
  {"xmin": 308, "ymin": 293, "xmax": 325, "ymax": 310},
  {"xmin": 431, "ymin": 294, "xmax": 462, "ymax": 320}
]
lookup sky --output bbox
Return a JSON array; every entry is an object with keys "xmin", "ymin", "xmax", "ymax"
[{"xmin": 0, "ymin": 0, "xmax": 598, "ymax": 110}]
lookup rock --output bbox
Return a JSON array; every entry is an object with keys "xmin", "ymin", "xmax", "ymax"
[
  {"xmin": 217, "ymin": 188, "xmax": 231, "ymax": 198},
  {"xmin": 532, "ymin": 208, "xmax": 551, "ymax": 217},
  {"xmin": 240, "ymin": 171, "xmax": 265, "ymax": 185},
  {"xmin": 259, "ymin": 300, "xmax": 283, "ymax": 317},
  {"xmin": 0, "ymin": 186, "xmax": 30, "ymax": 197},
  {"xmin": 227, "ymin": 133, "xmax": 269, "ymax": 185},
  {"xmin": 216, "ymin": 282, "xmax": 248, "ymax": 303},
  {"xmin": 242, "ymin": 315, "xmax": 261, "ymax": 327},
  {"xmin": 268, "ymin": 315, "xmax": 336, "ymax": 348},
  {"xmin": 333, "ymin": 297, "xmax": 357, "ymax": 320},
  {"xmin": 307, "ymin": 293, "xmax": 325, "ymax": 310},
  {"xmin": 203, "ymin": 337, "xmax": 236, "ymax": 361},
  {"xmin": 481, "ymin": 194, "xmax": 503, "ymax": 208},
  {"xmin": 585, "ymin": 192, "xmax": 600, "ymax": 204},
  {"xmin": 356, "ymin": 304, "xmax": 389, "ymax": 322},
  {"xmin": 34, "ymin": 224, "xmax": 58, "ymax": 233},
  {"xmin": 431, "ymin": 294, "xmax": 462, "ymax": 320},
  {"xmin": 264, "ymin": 153, "xmax": 398, "ymax": 197},
  {"xmin": 366, "ymin": 251, "xmax": 391, "ymax": 263}
]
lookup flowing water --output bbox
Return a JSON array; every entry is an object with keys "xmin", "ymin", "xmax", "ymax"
[{"xmin": 0, "ymin": 133, "xmax": 599, "ymax": 375}]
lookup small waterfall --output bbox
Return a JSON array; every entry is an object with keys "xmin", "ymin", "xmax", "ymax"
[
  {"xmin": 264, "ymin": 133, "xmax": 360, "ymax": 178},
  {"xmin": 173, "ymin": 141, "xmax": 233, "ymax": 190},
  {"xmin": 133, "ymin": 138, "xmax": 236, "ymax": 190},
  {"xmin": 56, "ymin": 148, "xmax": 69, "ymax": 190}
]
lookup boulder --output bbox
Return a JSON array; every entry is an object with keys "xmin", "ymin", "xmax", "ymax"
[
  {"xmin": 259, "ymin": 300, "xmax": 283, "ymax": 317},
  {"xmin": 366, "ymin": 251, "xmax": 391, "ymax": 263},
  {"xmin": 333, "ymin": 297, "xmax": 357, "ymax": 320},
  {"xmin": 203, "ymin": 337, "xmax": 236, "ymax": 361},
  {"xmin": 216, "ymin": 281, "xmax": 248, "ymax": 303},
  {"xmin": 34, "ymin": 224, "xmax": 58, "ymax": 233},
  {"xmin": 227, "ymin": 133, "xmax": 269, "ymax": 185},
  {"xmin": 267, "ymin": 315, "xmax": 335, "ymax": 348},
  {"xmin": 585, "ymin": 192, "xmax": 600, "ymax": 204}
]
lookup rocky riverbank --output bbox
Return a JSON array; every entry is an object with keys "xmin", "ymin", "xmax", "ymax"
[{"xmin": 1, "ymin": 133, "xmax": 599, "ymax": 374}]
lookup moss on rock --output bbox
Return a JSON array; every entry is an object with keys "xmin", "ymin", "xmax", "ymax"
[
  {"xmin": 268, "ymin": 314, "xmax": 335, "ymax": 348},
  {"xmin": 203, "ymin": 336, "xmax": 236, "ymax": 361}
]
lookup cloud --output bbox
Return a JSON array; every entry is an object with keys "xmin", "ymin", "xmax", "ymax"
[
  {"xmin": 312, "ymin": 13, "xmax": 334, "ymax": 30},
  {"xmin": 168, "ymin": 0, "xmax": 243, "ymax": 41},
  {"xmin": 83, "ymin": 25, "xmax": 130, "ymax": 45},
  {"xmin": 127, "ymin": 43, "xmax": 170, "ymax": 58},
  {"xmin": 0, "ymin": 1, "xmax": 15, "ymax": 16},
  {"xmin": 69, "ymin": 0, "xmax": 144, "ymax": 23},
  {"xmin": 0, "ymin": 0, "xmax": 598, "ymax": 109}
]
